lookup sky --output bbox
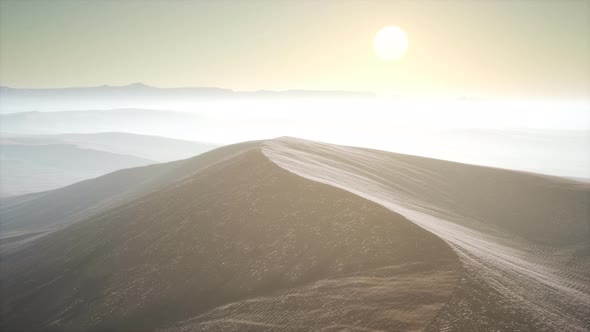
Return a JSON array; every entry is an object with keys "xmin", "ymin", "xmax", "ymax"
[{"xmin": 1, "ymin": 0, "xmax": 589, "ymax": 99}]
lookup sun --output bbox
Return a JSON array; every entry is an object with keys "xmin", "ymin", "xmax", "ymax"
[{"xmin": 374, "ymin": 26, "xmax": 408, "ymax": 61}]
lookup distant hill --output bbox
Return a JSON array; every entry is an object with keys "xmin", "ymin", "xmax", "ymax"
[
  {"xmin": 1, "ymin": 132, "xmax": 218, "ymax": 162},
  {"xmin": 0, "ymin": 84, "xmax": 374, "ymax": 113},
  {"xmin": 0, "ymin": 109, "xmax": 206, "ymax": 139},
  {"xmin": 0, "ymin": 144, "xmax": 154, "ymax": 197},
  {"xmin": 0, "ymin": 132, "xmax": 218, "ymax": 196}
]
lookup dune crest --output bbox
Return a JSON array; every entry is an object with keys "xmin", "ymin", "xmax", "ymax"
[
  {"xmin": 263, "ymin": 137, "xmax": 590, "ymax": 332},
  {"xmin": 1, "ymin": 143, "xmax": 460, "ymax": 331},
  {"xmin": 2, "ymin": 137, "xmax": 588, "ymax": 331}
]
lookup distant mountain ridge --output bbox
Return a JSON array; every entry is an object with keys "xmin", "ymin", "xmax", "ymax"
[
  {"xmin": 0, "ymin": 109, "xmax": 210, "ymax": 141},
  {"xmin": 0, "ymin": 83, "xmax": 374, "ymax": 97},
  {"xmin": 0, "ymin": 83, "xmax": 231, "ymax": 97},
  {"xmin": 0, "ymin": 84, "xmax": 375, "ymax": 113}
]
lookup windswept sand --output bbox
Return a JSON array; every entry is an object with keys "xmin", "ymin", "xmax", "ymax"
[
  {"xmin": 1, "ymin": 143, "xmax": 460, "ymax": 331},
  {"xmin": 1, "ymin": 137, "xmax": 588, "ymax": 331},
  {"xmin": 263, "ymin": 137, "xmax": 590, "ymax": 332},
  {"xmin": 0, "ymin": 141, "xmax": 260, "ymax": 247}
]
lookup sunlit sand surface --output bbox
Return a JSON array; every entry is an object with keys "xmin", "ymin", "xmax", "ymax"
[
  {"xmin": 264, "ymin": 137, "xmax": 590, "ymax": 331},
  {"xmin": 1, "ymin": 137, "xmax": 588, "ymax": 331}
]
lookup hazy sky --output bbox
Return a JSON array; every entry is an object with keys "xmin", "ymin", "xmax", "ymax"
[{"xmin": 1, "ymin": 0, "xmax": 589, "ymax": 99}]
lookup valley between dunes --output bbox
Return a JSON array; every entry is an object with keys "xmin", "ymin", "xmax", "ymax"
[{"xmin": 1, "ymin": 137, "xmax": 588, "ymax": 332}]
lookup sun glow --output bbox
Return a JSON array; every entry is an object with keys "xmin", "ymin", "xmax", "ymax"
[{"xmin": 374, "ymin": 26, "xmax": 408, "ymax": 61}]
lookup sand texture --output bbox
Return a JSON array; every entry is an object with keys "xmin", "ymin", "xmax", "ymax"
[{"xmin": 1, "ymin": 137, "xmax": 588, "ymax": 331}]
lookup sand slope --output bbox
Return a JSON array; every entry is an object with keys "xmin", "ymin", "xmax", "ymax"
[
  {"xmin": 2, "ymin": 137, "xmax": 587, "ymax": 331},
  {"xmin": 0, "ymin": 142, "xmax": 460, "ymax": 331},
  {"xmin": 0, "ymin": 141, "xmax": 257, "ymax": 246},
  {"xmin": 263, "ymin": 137, "xmax": 590, "ymax": 332}
]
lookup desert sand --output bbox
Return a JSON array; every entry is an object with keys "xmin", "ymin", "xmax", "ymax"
[
  {"xmin": 264, "ymin": 137, "xmax": 590, "ymax": 332},
  {"xmin": 1, "ymin": 137, "xmax": 588, "ymax": 331}
]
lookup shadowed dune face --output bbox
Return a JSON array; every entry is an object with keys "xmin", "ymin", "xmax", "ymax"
[
  {"xmin": 0, "ymin": 141, "xmax": 259, "ymax": 242},
  {"xmin": 3, "ymin": 137, "xmax": 587, "ymax": 332},
  {"xmin": 0, "ymin": 146, "xmax": 460, "ymax": 331},
  {"xmin": 263, "ymin": 137, "xmax": 590, "ymax": 332}
]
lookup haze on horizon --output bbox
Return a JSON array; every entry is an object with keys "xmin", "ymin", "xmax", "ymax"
[
  {"xmin": 0, "ymin": 1, "xmax": 589, "ymax": 179},
  {"xmin": 1, "ymin": 0, "xmax": 589, "ymax": 100},
  {"xmin": 1, "ymin": 2, "xmax": 590, "ymax": 331}
]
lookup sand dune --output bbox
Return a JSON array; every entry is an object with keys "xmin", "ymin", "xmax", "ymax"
[
  {"xmin": 1, "ymin": 137, "xmax": 588, "ymax": 331},
  {"xmin": 0, "ymin": 141, "xmax": 459, "ymax": 331},
  {"xmin": 0, "ymin": 141, "xmax": 257, "ymax": 246},
  {"xmin": 263, "ymin": 137, "xmax": 590, "ymax": 332}
]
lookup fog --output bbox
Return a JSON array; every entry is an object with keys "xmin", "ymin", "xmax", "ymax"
[{"xmin": 1, "ymin": 98, "xmax": 588, "ymax": 179}]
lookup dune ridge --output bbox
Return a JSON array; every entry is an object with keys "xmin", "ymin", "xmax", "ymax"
[
  {"xmin": 262, "ymin": 137, "xmax": 590, "ymax": 332},
  {"xmin": 2, "ymin": 137, "xmax": 588, "ymax": 331},
  {"xmin": 0, "ymin": 141, "xmax": 259, "ymax": 246},
  {"xmin": 1, "ymin": 141, "xmax": 460, "ymax": 331}
]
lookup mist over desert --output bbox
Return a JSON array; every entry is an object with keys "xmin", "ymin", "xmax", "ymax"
[{"xmin": 1, "ymin": 1, "xmax": 589, "ymax": 331}]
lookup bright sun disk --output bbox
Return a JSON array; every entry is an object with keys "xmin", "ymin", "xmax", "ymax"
[{"xmin": 374, "ymin": 26, "xmax": 408, "ymax": 61}]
